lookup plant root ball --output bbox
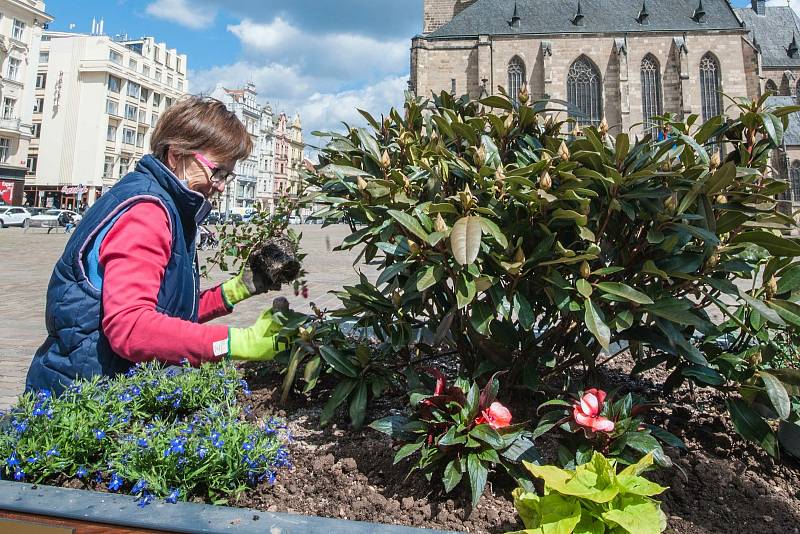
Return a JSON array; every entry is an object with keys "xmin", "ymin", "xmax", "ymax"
[{"xmin": 248, "ymin": 235, "xmax": 301, "ymax": 289}]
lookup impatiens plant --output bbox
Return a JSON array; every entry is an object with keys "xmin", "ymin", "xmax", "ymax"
[
  {"xmin": 511, "ymin": 452, "xmax": 667, "ymax": 534},
  {"xmin": 307, "ymin": 90, "xmax": 800, "ymax": 456},
  {"xmin": 370, "ymin": 370, "xmax": 539, "ymax": 506},
  {"xmin": 0, "ymin": 361, "xmax": 290, "ymax": 505},
  {"xmin": 533, "ymin": 388, "xmax": 684, "ymax": 468}
]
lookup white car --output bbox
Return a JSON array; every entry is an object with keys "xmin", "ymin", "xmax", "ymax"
[
  {"xmin": 0, "ymin": 206, "xmax": 32, "ymax": 228},
  {"xmin": 29, "ymin": 209, "xmax": 83, "ymax": 228}
]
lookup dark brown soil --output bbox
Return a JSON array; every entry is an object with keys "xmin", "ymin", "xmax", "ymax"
[
  {"xmin": 236, "ymin": 355, "xmax": 800, "ymax": 534},
  {"xmin": 249, "ymin": 236, "xmax": 301, "ymax": 289}
]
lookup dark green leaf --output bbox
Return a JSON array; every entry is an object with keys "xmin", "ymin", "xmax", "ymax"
[
  {"xmin": 585, "ymin": 299, "xmax": 611, "ymax": 350},
  {"xmin": 443, "ymin": 458, "xmax": 463, "ymax": 493},
  {"xmin": 467, "ymin": 454, "xmax": 489, "ymax": 507},
  {"xmin": 726, "ymin": 398, "xmax": 778, "ymax": 457},
  {"xmin": 731, "ymin": 231, "xmax": 800, "ymax": 257},
  {"xmin": 595, "ymin": 282, "xmax": 654, "ymax": 305},
  {"xmin": 393, "ymin": 441, "xmax": 424, "ymax": 464},
  {"xmin": 319, "ymin": 345, "xmax": 359, "ymax": 378},
  {"xmin": 348, "ymin": 381, "xmax": 368, "ymax": 429},
  {"xmin": 320, "ymin": 379, "xmax": 358, "ymax": 426},
  {"xmin": 760, "ymin": 371, "xmax": 791, "ymax": 420},
  {"xmin": 387, "ymin": 210, "xmax": 430, "ymax": 242},
  {"xmin": 470, "ymin": 424, "xmax": 504, "ymax": 449}
]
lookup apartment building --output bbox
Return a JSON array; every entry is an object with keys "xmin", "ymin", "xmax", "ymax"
[
  {"xmin": 24, "ymin": 31, "xmax": 188, "ymax": 208},
  {"xmin": 210, "ymin": 82, "xmax": 275, "ymax": 212},
  {"xmin": 0, "ymin": 0, "xmax": 52, "ymax": 206},
  {"xmin": 273, "ymin": 112, "xmax": 304, "ymax": 205}
]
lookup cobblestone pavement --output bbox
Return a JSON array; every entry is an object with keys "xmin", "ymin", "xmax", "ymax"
[{"xmin": 0, "ymin": 224, "xmax": 371, "ymax": 410}]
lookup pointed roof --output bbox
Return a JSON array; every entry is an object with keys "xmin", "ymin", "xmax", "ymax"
[
  {"xmin": 637, "ymin": 1, "xmax": 650, "ymax": 25},
  {"xmin": 428, "ymin": 0, "xmax": 742, "ymax": 38},
  {"xmin": 737, "ymin": 5, "xmax": 800, "ymax": 68}
]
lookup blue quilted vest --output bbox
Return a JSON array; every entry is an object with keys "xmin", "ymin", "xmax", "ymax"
[{"xmin": 26, "ymin": 155, "xmax": 206, "ymax": 394}]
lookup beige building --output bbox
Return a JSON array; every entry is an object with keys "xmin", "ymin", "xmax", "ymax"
[
  {"xmin": 25, "ymin": 30, "xmax": 187, "ymax": 208},
  {"xmin": 412, "ymin": 0, "xmax": 760, "ymax": 137},
  {"xmin": 0, "ymin": 0, "xmax": 52, "ymax": 206},
  {"xmin": 273, "ymin": 112, "xmax": 304, "ymax": 205}
]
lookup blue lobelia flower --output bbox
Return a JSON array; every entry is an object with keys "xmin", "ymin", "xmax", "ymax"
[
  {"xmin": 37, "ymin": 389, "xmax": 52, "ymax": 400},
  {"xmin": 12, "ymin": 419, "xmax": 29, "ymax": 434},
  {"xmin": 165, "ymin": 488, "xmax": 180, "ymax": 504},
  {"xmin": 239, "ymin": 379, "xmax": 252, "ymax": 396},
  {"xmin": 13, "ymin": 468, "xmax": 25, "ymax": 481},
  {"xmin": 137, "ymin": 437, "xmax": 149, "ymax": 448},
  {"xmin": 242, "ymin": 441, "xmax": 254, "ymax": 452},
  {"xmin": 108, "ymin": 473, "xmax": 123, "ymax": 491},
  {"xmin": 131, "ymin": 479, "xmax": 147, "ymax": 495},
  {"xmin": 45, "ymin": 447, "xmax": 59, "ymax": 457},
  {"xmin": 6, "ymin": 453, "xmax": 20, "ymax": 468},
  {"xmin": 137, "ymin": 491, "xmax": 154, "ymax": 507},
  {"xmin": 76, "ymin": 466, "xmax": 88, "ymax": 478},
  {"xmin": 130, "ymin": 385, "xmax": 142, "ymax": 397},
  {"xmin": 93, "ymin": 429, "xmax": 106, "ymax": 440},
  {"xmin": 196, "ymin": 446, "xmax": 208, "ymax": 459},
  {"xmin": 26, "ymin": 454, "xmax": 38, "ymax": 464}
]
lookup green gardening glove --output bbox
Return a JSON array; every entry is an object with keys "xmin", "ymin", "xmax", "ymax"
[
  {"xmin": 221, "ymin": 264, "xmax": 276, "ymax": 307},
  {"xmin": 228, "ymin": 298, "xmax": 290, "ymax": 362}
]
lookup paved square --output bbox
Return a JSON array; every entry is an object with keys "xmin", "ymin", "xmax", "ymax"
[{"xmin": 0, "ymin": 224, "xmax": 372, "ymax": 410}]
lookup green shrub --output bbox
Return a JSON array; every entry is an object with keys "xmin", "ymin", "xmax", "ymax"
[
  {"xmin": 305, "ymin": 91, "xmax": 800, "ymax": 453},
  {"xmin": 0, "ymin": 361, "xmax": 290, "ymax": 505},
  {"xmin": 511, "ymin": 452, "xmax": 667, "ymax": 534}
]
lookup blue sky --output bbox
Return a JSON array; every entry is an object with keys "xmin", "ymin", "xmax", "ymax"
[{"xmin": 47, "ymin": 0, "xmax": 788, "ymax": 140}]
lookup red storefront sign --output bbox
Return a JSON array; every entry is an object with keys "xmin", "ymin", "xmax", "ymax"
[{"xmin": 0, "ymin": 180, "xmax": 14, "ymax": 204}]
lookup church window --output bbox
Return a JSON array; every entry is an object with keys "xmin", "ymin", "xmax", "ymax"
[
  {"xmin": 640, "ymin": 54, "xmax": 662, "ymax": 135},
  {"xmin": 765, "ymin": 79, "xmax": 778, "ymax": 94},
  {"xmin": 507, "ymin": 56, "xmax": 525, "ymax": 106},
  {"xmin": 792, "ymin": 161, "xmax": 800, "ymax": 202},
  {"xmin": 699, "ymin": 53, "xmax": 722, "ymax": 123},
  {"xmin": 567, "ymin": 56, "xmax": 602, "ymax": 126}
]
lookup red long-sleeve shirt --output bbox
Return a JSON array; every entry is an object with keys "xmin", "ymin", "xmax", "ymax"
[{"xmin": 99, "ymin": 201, "xmax": 230, "ymax": 366}]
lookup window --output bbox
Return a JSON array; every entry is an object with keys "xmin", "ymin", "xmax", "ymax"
[
  {"xmin": 104, "ymin": 156, "xmax": 115, "ymax": 178},
  {"xmin": 640, "ymin": 54, "xmax": 663, "ymax": 135},
  {"xmin": 107, "ymin": 75, "xmax": 121, "ymax": 93},
  {"xmin": 796, "ymin": 79, "xmax": 800, "ymax": 97},
  {"xmin": 765, "ymin": 79, "xmax": 778, "ymax": 95},
  {"xmin": 128, "ymin": 58, "xmax": 137, "ymax": 70},
  {"xmin": 567, "ymin": 55, "xmax": 602, "ymax": 126},
  {"xmin": 35, "ymin": 72, "xmax": 46, "ymax": 89},
  {"xmin": 152, "ymin": 92, "xmax": 161, "ymax": 107},
  {"xmin": 138, "ymin": 109, "xmax": 146, "ymax": 123},
  {"xmin": 12, "ymin": 19, "xmax": 24, "ymax": 41},
  {"xmin": 26, "ymin": 155, "xmax": 37, "ymax": 175},
  {"xmin": 39, "ymin": 51, "xmax": 49, "ymax": 64},
  {"xmin": 107, "ymin": 122, "xmax": 117, "ymax": 142},
  {"xmin": 166, "ymin": 52, "xmax": 173, "ymax": 69},
  {"xmin": 166, "ymin": 74, "xmax": 173, "ymax": 87},
  {"xmin": 151, "ymin": 113, "xmax": 159, "ymax": 127},
  {"xmin": 119, "ymin": 157, "xmax": 130, "ymax": 176},
  {"xmin": 106, "ymin": 99, "xmax": 118, "ymax": 115},
  {"xmin": 143, "ymin": 65, "xmax": 150, "ymax": 77},
  {"xmin": 31, "ymin": 122, "xmax": 40, "ymax": 138},
  {"xmin": 176, "ymin": 57, "xmax": 183, "ymax": 73},
  {"xmin": 0, "ymin": 138, "xmax": 10, "ymax": 162},
  {"xmin": 699, "ymin": 53, "xmax": 722, "ymax": 123},
  {"xmin": 450, "ymin": 78, "xmax": 456, "ymax": 95},
  {"xmin": 33, "ymin": 97, "xmax": 44, "ymax": 113},
  {"xmin": 508, "ymin": 56, "xmax": 525, "ymax": 106},
  {"xmin": 177, "ymin": 80, "xmax": 184, "ymax": 92},
  {"xmin": 125, "ymin": 104, "xmax": 137, "ymax": 121},
  {"xmin": 6, "ymin": 57, "xmax": 20, "ymax": 80},
  {"xmin": 155, "ymin": 69, "xmax": 162, "ymax": 82},
  {"xmin": 140, "ymin": 87, "xmax": 150, "ymax": 103},
  {"xmin": 127, "ymin": 81, "xmax": 140, "ymax": 99},
  {"xmin": 123, "ymin": 127, "xmax": 136, "ymax": 144},
  {"xmin": 2, "ymin": 98, "xmax": 15, "ymax": 119},
  {"xmin": 165, "ymin": 97, "xmax": 173, "ymax": 108},
  {"xmin": 136, "ymin": 131, "xmax": 145, "ymax": 147},
  {"xmin": 109, "ymin": 49, "xmax": 123, "ymax": 64},
  {"xmin": 792, "ymin": 161, "xmax": 800, "ymax": 202}
]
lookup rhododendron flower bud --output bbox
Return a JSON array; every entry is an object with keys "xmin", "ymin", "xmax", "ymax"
[
  {"xmin": 573, "ymin": 388, "xmax": 615, "ymax": 433},
  {"xmin": 475, "ymin": 402, "xmax": 512, "ymax": 430}
]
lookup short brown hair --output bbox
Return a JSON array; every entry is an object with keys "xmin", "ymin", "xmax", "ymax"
[{"xmin": 150, "ymin": 95, "xmax": 252, "ymax": 166}]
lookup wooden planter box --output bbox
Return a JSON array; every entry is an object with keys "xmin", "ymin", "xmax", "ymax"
[{"xmin": 0, "ymin": 481, "xmax": 453, "ymax": 534}]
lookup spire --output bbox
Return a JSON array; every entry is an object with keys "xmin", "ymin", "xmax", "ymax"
[
  {"xmin": 572, "ymin": 0, "xmax": 585, "ymax": 26},
  {"xmin": 637, "ymin": 0, "xmax": 650, "ymax": 24},
  {"xmin": 789, "ymin": 33, "xmax": 799, "ymax": 58},
  {"xmin": 510, "ymin": 2, "xmax": 521, "ymax": 28},
  {"xmin": 693, "ymin": 0, "xmax": 707, "ymax": 23}
]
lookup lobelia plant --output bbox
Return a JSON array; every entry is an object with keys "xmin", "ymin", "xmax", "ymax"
[
  {"xmin": 533, "ymin": 388, "xmax": 684, "ymax": 468},
  {"xmin": 306, "ymin": 89, "xmax": 800, "ymax": 455},
  {"xmin": 370, "ymin": 370, "xmax": 539, "ymax": 506},
  {"xmin": 511, "ymin": 451, "xmax": 667, "ymax": 534},
  {"xmin": 0, "ymin": 361, "xmax": 290, "ymax": 506}
]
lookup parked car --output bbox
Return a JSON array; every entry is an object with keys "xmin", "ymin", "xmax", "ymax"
[
  {"xmin": 204, "ymin": 211, "xmax": 222, "ymax": 225},
  {"xmin": 288, "ymin": 216, "xmax": 302, "ymax": 225},
  {"xmin": 224, "ymin": 213, "xmax": 243, "ymax": 225},
  {"xmin": 0, "ymin": 206, "xmax": 31, "ymax": 228},
  {"xmin": 29, "ymin": 209, "xmax": 83, "ymax": 228},
  {"xmin": 26, "ymin": 207, "xmax": 47, "ymax": 216}
]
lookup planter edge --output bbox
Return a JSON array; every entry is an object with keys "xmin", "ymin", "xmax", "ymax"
[{"xmin": 0, "ymin": 481, "xmax": 457, "ymax": 534}]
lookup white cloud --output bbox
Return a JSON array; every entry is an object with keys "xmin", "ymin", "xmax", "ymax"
[{"xmin": 145, "ymin": 0, "xmax": 216, "ymax": 30}]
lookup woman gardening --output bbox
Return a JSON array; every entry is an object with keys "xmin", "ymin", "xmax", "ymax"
[{"xmin": 26, "ymin": 96, "xmax": 296, "ymax": 394}]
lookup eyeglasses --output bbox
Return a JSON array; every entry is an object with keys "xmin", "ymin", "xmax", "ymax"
[{"xmin": 194, "ymin": 153, "xmax": 237, "ymax": 186}]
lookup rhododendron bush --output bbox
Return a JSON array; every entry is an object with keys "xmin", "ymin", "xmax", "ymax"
[{"xmin": 305, "ymin": 91, "xmax": 800, "ymax": 457}]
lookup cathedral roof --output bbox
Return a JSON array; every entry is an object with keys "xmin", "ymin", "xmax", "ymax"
[
  {"xmin": 767, "ymin": 95, "xmax": 800, "ymax": 147},
  {"xmin": 736, "ymin": 6, "xmax": 800, "ymax": 68},
  {"xmin": 428, "ymin": 0, "xmax": 743, "ymax": 38}
]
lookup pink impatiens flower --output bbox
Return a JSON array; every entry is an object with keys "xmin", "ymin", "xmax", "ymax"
[
  {"xmin": 573, "ymin": 388, "xmax": 615, "ymax": 433},
  {"xmin": 475, "ymin": 402, "xmax": 513, "ymax": 430}
]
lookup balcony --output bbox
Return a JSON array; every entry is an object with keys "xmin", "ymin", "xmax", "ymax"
[{"xmin": 0, "ymin": 117, "xmax": 23, "ymax": 134}]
